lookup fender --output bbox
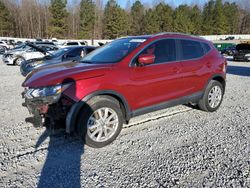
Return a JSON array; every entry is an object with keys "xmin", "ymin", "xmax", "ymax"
[
  {"xmin": 66, "ymin": 90, "xmax": 131, "ymax": 133},
  {"xmin": 203, "ymin": 73, "xmax": 226, "ymax": 95}
]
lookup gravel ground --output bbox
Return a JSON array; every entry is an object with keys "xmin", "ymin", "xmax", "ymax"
[{"xmin": 0, "ymin": 58, "xmax": 249, "ymax": 187}]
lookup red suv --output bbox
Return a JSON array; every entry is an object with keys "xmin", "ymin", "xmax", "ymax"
[{"xmin": 22, "ymin": 33, "xmax": 227, "ymax": 148}]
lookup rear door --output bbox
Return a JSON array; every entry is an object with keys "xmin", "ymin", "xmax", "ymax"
[
  {"xmin": 177, "ymin": 39, "xmax": 208, "ymax": 94},
  {"xmin": 129, "ymin": 39, "xmax": 185, "ymax": 110}
]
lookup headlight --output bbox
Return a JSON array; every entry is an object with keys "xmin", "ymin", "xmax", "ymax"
[
  {"xmin": 245, "ymin": 54, "xmax": 250, "ymax": 57},
  {"xmin": 25, "ymin": 83, "xmax": 71, "ymax": 99}
]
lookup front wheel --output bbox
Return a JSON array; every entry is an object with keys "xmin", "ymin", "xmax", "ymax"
[
  {"xmin": 77, "ymin": 96, "xmax": 124, "ymax": 148},
  {"xmin": 198, "ymin": 80, "xmax": 224, "ymax": 112}
]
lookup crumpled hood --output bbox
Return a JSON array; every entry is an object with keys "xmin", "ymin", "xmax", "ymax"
[{"xmin": 22, "ymin": 61, "xmax": 112, "ymax": 88}]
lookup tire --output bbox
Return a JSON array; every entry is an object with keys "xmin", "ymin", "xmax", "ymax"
[
  {"xmin": 15, "ymin": 57, "xmax": 25, "ymax": 66},
  {"xmin": 198, "ymin": 80, "xmax": 224, "ymax": 112},
  {"xmin": 76, "ymin": 95, "xmax": 124, "ymax": 148}
]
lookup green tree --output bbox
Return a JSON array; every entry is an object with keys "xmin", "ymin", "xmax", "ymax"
[
  {"xmin": 154, "ymin": 3, "xmax": 173, "ymax": 32},
  {"xmin": 78, "ymin": 0, "xmax": 95, "ymax": 39},
  {"xmin": 129, "ymin": 0, "xmax": 144, "ymax": 35},
  {"xmin": 223, "ymin": 2, "xmax": 240, "ymax": 34},
  {"xmin": 190, "ymin": 5, "xmax": 202, "ymax": 34},
  {"xmin": 103, "ymin": 0, "xmax": 128, "ymax": 39},
  {"xmin": 173, "ymin": 5, "xmax": 194, "ymax": 33},
  {"xmin": 142, "ymin": 8, "xmax": 159, "ymax": 34},
  {"xmin": 213, "ymin": 0, "xmax": 228, "ymax": 34},
  {"xmin": 202, "ymin": 0, "xmax": 215, "ymax": 35},
  {"xmin": 48, "ymin": 0, "xmax": 68, "ymax": 38},
  {"xmin": 0, "ymin": 1, "xmax": 11, "ymax": 36}
]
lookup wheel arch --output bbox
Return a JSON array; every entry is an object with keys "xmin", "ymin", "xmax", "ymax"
[
  {"xmin": 66, "ymin": 90, "xmax": 131, "ymax": 134},
  {"xmin": 211, "ymin": 74, "xmax": 226, "ymax": 92},
  {"xmin": 14, "ymin": 55, "xmax": 25, "ymax": 65}
]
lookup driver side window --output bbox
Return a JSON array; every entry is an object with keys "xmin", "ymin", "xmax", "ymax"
[{"xmin": 134, "ymin": 39, "xmax": 176, "ymax": 65}]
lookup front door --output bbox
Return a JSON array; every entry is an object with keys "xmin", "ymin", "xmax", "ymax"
[{"xmin": 128, "ymin": 39, "xmax": 185, "ymax": 110}]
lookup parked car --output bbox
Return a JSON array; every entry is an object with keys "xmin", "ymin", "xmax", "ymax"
[
  {"xmin": 0, "ymin": 45, "xmax": 6, "ymax": 54},
  {"xmin": 60, "ymin": 41, "xmax": 88, "ymax": 47},
  {"xmin": 2, "ymin": 43, "xmax": 58, "ymax": 65},
  {"xmin": 225, "ymin": 36, "xmax": 235, "ymax": 40},
  {"xmin": 22, "ymin": 33, "xmax": 227, "ymax": 148},
  {"xmin": 221, "ymin": 45, "xmax": 236, "ymax": 56},
  {"xmin": 20, "ymin": 45, "xmax": 97, "ymax": 76},
  {"xmin": 213, "ymin": 42, "xmax": 236, "ymax": 52},
  {"xmin": 0, "ymin": 41, "xmax": 9, "ymax": 52},
  {"xmin": 233, "ymin": 43, "xmax": 250, "ymax": 62}
]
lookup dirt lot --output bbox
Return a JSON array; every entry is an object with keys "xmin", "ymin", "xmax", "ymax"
[{"xmin": 0, "ymin": 58, "xmax": 249, "ymax": 187}]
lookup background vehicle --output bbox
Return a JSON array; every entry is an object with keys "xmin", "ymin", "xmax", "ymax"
[
  {"xmin": 221, "ymin": 45, "xmax": 236, "ymax": 56},
  {"xmin": 20, "ymin": 45, "xmax": 97, "ymax": 76},
  {"xmin": 0, "ymin": 41, "xmax": 9, "ymax": 52},
  {"xmin": 214, "ymin": 42, "xmax": 236, "ymax": 52},
  {"xmin": 233, "ymin": 43, "xmax": 250, "ymax": 61},
  {"xmin": 22, "ymin": 33, "xmax": 227, "ymax": 148},
  {"xmin": 3, "ymin": 43, "xmax": 58, "ymax": 65},
  {"xmin": 225, "ymin": 36, "xmax": 235, "ymax": 40},
  {"xmin": 0, "ymin": 46, "xmax": 5, "ymax": 54},
  {"xmin": 59, "ymin": 41, "xmax": 88, "ymax": 47}
]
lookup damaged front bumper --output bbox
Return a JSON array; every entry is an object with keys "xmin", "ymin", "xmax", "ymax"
[
  {"xmin": 22, "ymin": 93, "xmax": 61, "ymax": 126},
  {"xmin": 22, "ymin": 84, "xmax": 74, "ymax": 127}
]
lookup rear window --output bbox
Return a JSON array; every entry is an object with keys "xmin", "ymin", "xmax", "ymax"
[
  {"xmin": 67, "ymin": 48, "xmax": 82, "ymax": 57},
  {"xmin": 179, "ymin": 40, "xmax": 204, "ymax": 60},
  {"xmin": 86, "ymin": 48, "xmax": 95, "ymax": 54},
  {"xmin": 67, "ymin": 42, "xmax": 79, "ymax": 46},
  {"xmin": 236, "ymin": 44, "xmax": 250, "ymax": 51}
]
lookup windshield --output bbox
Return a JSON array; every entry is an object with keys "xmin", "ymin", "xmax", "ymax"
[
  {"xmin": 51, "ymin": 48, "xmax": 70, "ymax": 58},
  {"xmin": 81, "ymin": 38, "xmax": 147, "ymax": 64},
  {"xmin": 13, "ymin": 43, "xmax": 27, "ymax": 50}
]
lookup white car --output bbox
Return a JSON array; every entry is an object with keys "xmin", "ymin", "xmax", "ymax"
[
  {"xmin": 2, "ymin": 43, "xmax": 58, "ymax": 65},
  {"xmin": 0, "ymin": 41, "xmax": 9, "ymax": 52},
  {"xmin": 58, "ymin": 41, "xmax": 88, "ymax": 48}
]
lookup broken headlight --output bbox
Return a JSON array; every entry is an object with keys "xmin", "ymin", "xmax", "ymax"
[{"xmin": 25, "ymin": 83, "xmax": 71, "ymax": 99}]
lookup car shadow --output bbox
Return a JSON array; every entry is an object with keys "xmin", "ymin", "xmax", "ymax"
[
  {"xmin": 35, "ymin": 128, "xmax": 84, "ymax": 188},
  {"xmin": 227, "ymin": 65, "xmax": 250, "ymax": 77},
  {"xmin": 24, "ymin": 78, "xmax": 89, "ymax": 187}
]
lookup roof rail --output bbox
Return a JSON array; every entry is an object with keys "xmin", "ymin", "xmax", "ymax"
[{"xmin": 155, "ymin": 32, "xmax": 204, "ymax": 39}]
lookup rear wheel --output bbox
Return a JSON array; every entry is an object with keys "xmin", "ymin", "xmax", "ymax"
[
  {"xmin": 77, "ymin": 96, "xmax": 124, "ymax": 148},
  {"xmin": 15, "ymin": 57, "xmax": 25, "ymax": 66},
  {"xmin": 198, "ymin": 80, "xmax": 224, "ymax": 112}
]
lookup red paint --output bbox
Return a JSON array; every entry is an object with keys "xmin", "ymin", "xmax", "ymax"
[{"xmin": 22, "ymin": 33, "xmax": 227, "ymax": 111}]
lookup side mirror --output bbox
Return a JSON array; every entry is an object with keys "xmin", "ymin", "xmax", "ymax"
[{"xmin": 138, "ymin": 54, "xmax": 155, "ymax": 66}]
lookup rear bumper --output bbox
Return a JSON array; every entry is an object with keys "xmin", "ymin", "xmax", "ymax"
[{"xmin": 234, "ymin": 55, "xmax": 250, "ymax": 61}]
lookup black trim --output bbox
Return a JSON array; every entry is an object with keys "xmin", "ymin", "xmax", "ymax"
[
  {"xmin": 82, "ymin": 90, "xmax": 131, "ymax": 120},
  {"xmin": 131, "ymin": 91, "xmax": 203, "ymax": 117},
  {"xmin": 66, "ymin": 90, "xmax": 131, "ymax": 133},
  {"xmin": 204, "ymin": 74, "xmax": 226, "ymax": 91}
]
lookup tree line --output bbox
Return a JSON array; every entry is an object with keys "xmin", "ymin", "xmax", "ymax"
[{"xmin": 0, "ymin": 0, "xmax": 250, "ymax": 40}]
